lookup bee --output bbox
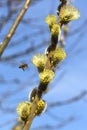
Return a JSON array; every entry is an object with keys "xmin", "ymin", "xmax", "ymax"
[{"xmin": 19, "ymin": 63, "xmax": 28, "ymax": 71}]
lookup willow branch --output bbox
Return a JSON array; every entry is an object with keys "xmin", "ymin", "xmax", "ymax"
[
  {"xmin": 0, "ymin": 0, "xmax": 31, "ymax": 56},
  {"xmin": 23, "ymin": 1, "xmax": 67, "ymax": 130}
]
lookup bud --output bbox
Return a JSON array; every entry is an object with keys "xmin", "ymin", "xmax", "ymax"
[
  {"xmin": 50, "ymin": 47, "xmax": 66, "ymax": 66},
  {"xmin": 16, "ymin": 101, "xmax": 31, "ymax": 121},
  {"xmin": 29, "ymin": 87, "xmax": 38, "ymax": 102},
  {"xmin": 45, "ymin": 15, "xmax": 56, "ymax": 28},
  {"xmin": 59, "ymin": 5, "xmax": 80, "ymax": 24},
  {"xmin": 32, "ymin": 53, "xmax": 47, "ymax": 72},
  {"xmin": 51, "ymin": 24, "xmax": 60, "ymax": 36},
  {"xmin": 39, "ymin": 69, "xmax": 54, "ymax": 84},
  {"xmin": 36, "ymin": 100, "xmax": 47, "ymax": 115}
]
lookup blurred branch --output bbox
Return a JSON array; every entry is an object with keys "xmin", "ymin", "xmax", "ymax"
[
  {"xmin": 0, "ymin": 0, "xmax": 31, "ymax": 56},
  {"xmin": 68, "ymin": 19, "xmax": 87, "ymax": 36},
  {"xmin": 1, "ymin": 91, "xmax": 87, "ymax": 114},
  {"xmin": 0, "ymin": 40, "xmax": 48, "ymax": 61},
  {"xmin": 48, "ymin": 91, "xmax": 87, "ymax": 108},
  {"xmin": 0, "ymin": 80, "xmax": 30, "ymax": 103},
  {"xmin": 0, "ymin": 118, "xmax": 17, "ymax": 128},
  {"xmin": 0, "ymin": 104, "xmax": 15, "ymax": 113},
  {"xmin": 31, "ymin": 116, "xmax": 76, "ymax": 130},
  {"xmin": 0, "ymin": 115, "xmax": 75, "ymax": 130}
]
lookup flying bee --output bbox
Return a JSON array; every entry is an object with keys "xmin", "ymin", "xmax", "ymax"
[{"xmin": 19, "ymin": 63, "xmax": 28, "ymax": 71}]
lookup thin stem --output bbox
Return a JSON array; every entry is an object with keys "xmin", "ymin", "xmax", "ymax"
[
  {"xmin": 23, "ymin": 96, "xmax": 39, "ymax": 130},
  {"xmin": 0, "ymin": 0, "xmax": 31, "ymax": 56}
]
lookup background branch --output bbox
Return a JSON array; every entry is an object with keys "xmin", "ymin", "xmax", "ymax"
[{"xmin": 0, "ymin": 0, "xmax": 31, "ymax": 56}]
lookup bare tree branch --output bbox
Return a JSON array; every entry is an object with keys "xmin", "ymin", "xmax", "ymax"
[
  {"xmin": 0, "ymin": 0, "xmax": 31, "ymax": 56},
  {"xmin": 31, "ymin": 116, "xmax": 76, "ymax": 130},
  {"xmin": 48, "ymin": 91, "xmax": 87, "ymax": 108}
]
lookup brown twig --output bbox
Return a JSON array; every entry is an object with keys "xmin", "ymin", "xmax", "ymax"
[{"xmin": 0, "ymin": 0, "xmax": 31, "ymax": 56}]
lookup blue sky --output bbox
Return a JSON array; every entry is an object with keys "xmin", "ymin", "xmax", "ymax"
[{"xmin": 0, "ymin": 0, "xmax": 87, "ymax": 130}]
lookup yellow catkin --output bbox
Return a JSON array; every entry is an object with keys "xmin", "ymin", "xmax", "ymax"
[
  {"xmin": 45, "ymin": 14, "xmax": 56, "ymax": 27},
  {"xmin": 39, "ymin": 69, "xmax": 54, "ymax": 84},
  {"xmin": 59, "ymin": 5, "xmax": 80, "ymax": 23},
  {"xmin": 32, "ymin": 54, "xmax": 47, "ymax": 71},
  {"xmin": 13, "ymin": 125, "xmax": 22, "ymax": 130},
  {"xmin": 51, "ymin": 24, "xmax": 60, "ymax": 36},
  {"xmin": 36, "ymin": 100, "xmax": 47, "ymax": 115},
  {"xmin": 50, "ymin": 47, "xmax": 66, "ymax": 65},
  {"xmin": 16, "ymin": 102, "xmax": 31, "ymax": 120}
]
